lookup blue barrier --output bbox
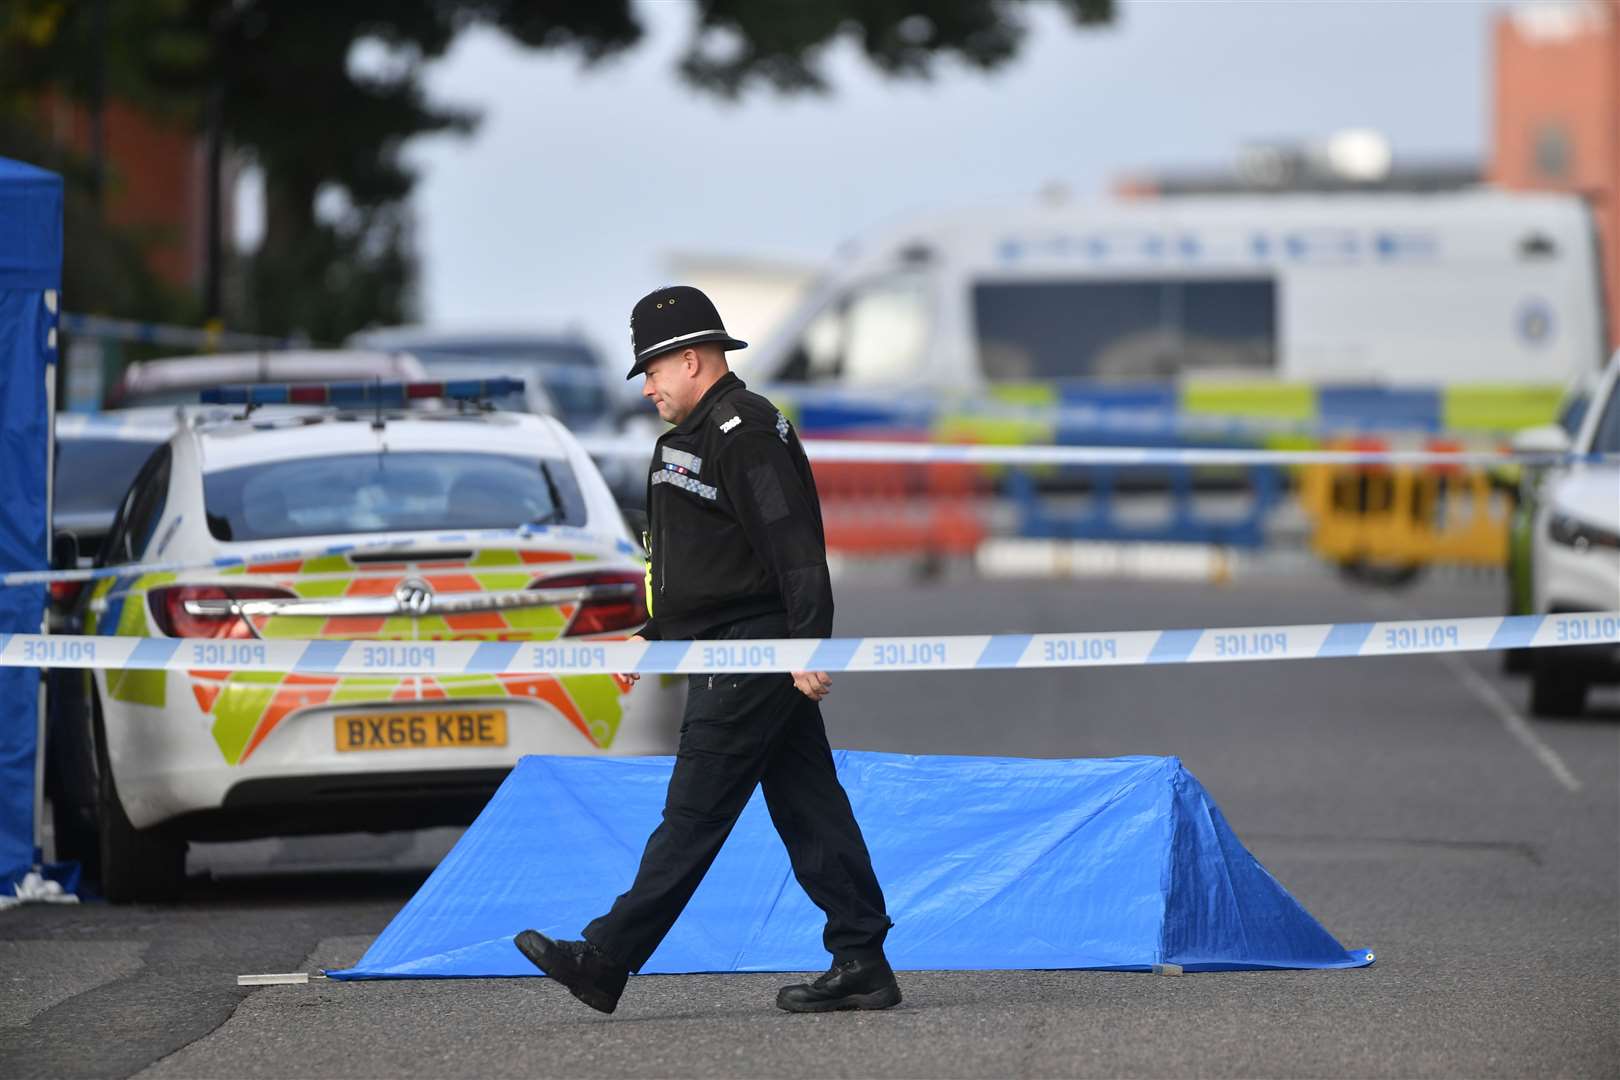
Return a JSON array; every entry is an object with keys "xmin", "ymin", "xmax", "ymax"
[{"xmin": 1004, "ymin": 463, "xmax": 1283, "ymax": 548}]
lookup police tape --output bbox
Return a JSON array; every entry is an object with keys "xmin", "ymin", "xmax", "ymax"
[
  {"xmin": 9, "ymin": 439, "xmax": 1611, "ymax": 591},
  {"xmin": 3, "ymin": 612, "xmax": 1617, "ymax": 677},
  {"xmin": 577, "ymin": 434, "xmax": 1612, "ymax": 470}
]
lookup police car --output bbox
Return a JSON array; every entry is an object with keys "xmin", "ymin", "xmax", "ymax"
[
  {"xmin": 55, "ymin": 380, "xmax": 678, "ymax": 901},
  {"xmin": 1525, "ymin": 351, "xmax": 1620, "ymax": 716}
]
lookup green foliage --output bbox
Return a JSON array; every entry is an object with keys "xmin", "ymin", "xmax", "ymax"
[
  {"xmin": 238, "ymin": 202, "xmax": 416, "ymax": 342},
  {"xmin": 678, "ymin": 0, "xmax": 1114, "ymax": 96},
  {"xmin": 2, "ymin": 1, "xmax": 1112, "ymax": 342}
]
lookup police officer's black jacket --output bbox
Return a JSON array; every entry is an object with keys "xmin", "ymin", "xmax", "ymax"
[{"xmin": 638, "ymin": 372, "xmax": 833, "ymax": 642}]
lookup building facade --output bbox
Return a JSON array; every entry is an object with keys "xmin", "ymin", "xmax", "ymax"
[{"xmin": 1490, "ymin": 1, "xmax": 1620, "ymax": 352}]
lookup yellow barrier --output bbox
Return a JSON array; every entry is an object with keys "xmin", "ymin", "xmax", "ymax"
[{"xmin": 1298, "ymin": 439, "xmax": 1512, "ymax": 570}]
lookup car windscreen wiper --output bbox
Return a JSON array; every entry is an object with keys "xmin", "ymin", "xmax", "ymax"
[{"xmin": 529, "ymin": 461, "xmax": 565, "ymax": 527}]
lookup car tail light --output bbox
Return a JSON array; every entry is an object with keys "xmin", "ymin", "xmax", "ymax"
[
  {"xmin": 536, "ymin": 571, "xmax": 647, "ymax": 637},
  {"xmin": 149, "ymin": 584, "xmax": 297, "ymax": 639},
  {"xmin": 49, "ymin": 580, "xmax": 84, "ymax": 608}
]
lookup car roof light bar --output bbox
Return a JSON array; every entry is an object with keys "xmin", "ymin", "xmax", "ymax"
[{"xmin": 199, "ymin": 377, "xmax": 526, "ymax": 406}]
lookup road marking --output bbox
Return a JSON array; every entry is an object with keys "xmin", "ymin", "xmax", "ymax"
[
  {"xmin": 1435, "ymin": 651, "xmax": 1582, "ymax": 793},
  {"xmin": 1368, "ymin": 595, "xmax": 1583, "ymax": 794}
]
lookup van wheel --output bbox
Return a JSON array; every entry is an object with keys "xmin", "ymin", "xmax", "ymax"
[
  {"xmin": 92, "ymin": 693, "xmax": 186, "ymax": 903},
  {"xmin": 1529, "ymin": 656, "xmax": 1587, "ymax": 718}
]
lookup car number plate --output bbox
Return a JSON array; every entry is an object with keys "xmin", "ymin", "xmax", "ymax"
[{"xmin": 334, "ymin": 710, "xmax": 508, "ymax": 752}]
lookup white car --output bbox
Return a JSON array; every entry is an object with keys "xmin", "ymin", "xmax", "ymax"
[
  {"xmin": 1527, "ymin": 350, "xmax": 1620, "ymax": 716},
  {"xmin": 63, "ymin": 383, "xmax": 680, "ymax": 900}
]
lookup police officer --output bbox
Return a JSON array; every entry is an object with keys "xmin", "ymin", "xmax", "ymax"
[{"xmin": 516, "ymin": 285, "xmax": 898, "ymax": 1015}]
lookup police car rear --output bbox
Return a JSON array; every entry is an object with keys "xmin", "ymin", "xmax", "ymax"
[{"xmin": 65, "ymin": 382, "xmax": 676, "ymax": 900}]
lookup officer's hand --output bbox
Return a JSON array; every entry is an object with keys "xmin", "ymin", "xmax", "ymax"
[
  {"xmin": 621, "ymin": 634, "xmax": 646, "ymax": 684},
  {"xmin": 792, "ymin": 670, "xmax": 832, "ymax": 702}
]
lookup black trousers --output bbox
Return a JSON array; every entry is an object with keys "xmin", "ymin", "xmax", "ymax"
[{"xmin": 583, "ymin": 612, "xmax": 891, "ymax": 972}]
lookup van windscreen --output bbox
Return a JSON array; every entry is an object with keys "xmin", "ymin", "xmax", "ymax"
[{"xmin": 973, "ymin": 277, "xmax": 1277, "ymax": 381}]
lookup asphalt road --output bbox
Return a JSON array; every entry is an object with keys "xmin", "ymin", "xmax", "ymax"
[{"xmin": 2, "ymin": 566, "xmax": 1616, "ymax": 1079}]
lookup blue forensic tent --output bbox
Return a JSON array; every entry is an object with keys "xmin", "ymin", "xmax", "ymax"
[
  {"xmin": 331, "ymin": 752, "xmax": 1372, "ymax": 979},
  {"xmin": 0, "ymin": 157, "xmax": 61, "ymax": 892}
]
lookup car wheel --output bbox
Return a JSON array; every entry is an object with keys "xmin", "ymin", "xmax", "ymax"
[
  {"xmin": 92, "ymin": 693, "xmax": 187, "ymax": 903},
  {"xmin": 1338, "ymin": 559, "xmax": 1424, "ymax": 589},
  {"xmin": 1529, "ymin": 654, "xmax": 1588, "ymax": 718},
  {"xmin": 45, "ymin": 674, "xmax": 102, "ymax": 876},
  {"xmin": 50, "ymin": 798, "xmax": 101, "ymax": 879},
  {"xmin": 1500, "ymin": 578, "xmax": 1532, "ymax": 675}
]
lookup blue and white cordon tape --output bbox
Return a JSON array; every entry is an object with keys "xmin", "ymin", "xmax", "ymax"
[
  {"xmin": 7, "ymin": 441, "xmax": 1612, "ymax": 591},
  {"xmin": 3, "ymin": 613, "xmax": 1616, "ymax": 677},
  {"xmin": 576, "ymin": 434, "xmax": 1620, "ymax": 469}
]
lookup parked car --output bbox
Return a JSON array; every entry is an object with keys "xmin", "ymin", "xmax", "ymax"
[
  {"xmin": 1502, "ymin": 375, "xmax": 1598, "ymax": 673},
  {"xmin": 49, "ymin": 382, "xmax": 678, "ymax": 901},
  {"xmin": 345, "ymin": 329, "xmax": 615, "ymax": 431},
  {"xmin": 46, "ymin": 413, "xmax": 174, "ymax": 872},
  {"xmin": 105, "ymin": 349, "xmax": 429, "ymax": 409},
  {"xmin": 50, "ymin": 413, "xmax": 174, "ymax": 609},
  {"xmin": 1521, "ymin": 350, "xmax": 1620, "ymax": 716}
]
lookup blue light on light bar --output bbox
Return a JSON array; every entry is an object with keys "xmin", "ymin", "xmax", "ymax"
[{"xmin": 199, "ymin": 378, "xmax": 525, "ymax": 406}]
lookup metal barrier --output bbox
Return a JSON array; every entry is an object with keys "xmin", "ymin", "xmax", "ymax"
[{"xmin": 1297, "ymin": 437, "xmax": 1512, "ymax": 570}]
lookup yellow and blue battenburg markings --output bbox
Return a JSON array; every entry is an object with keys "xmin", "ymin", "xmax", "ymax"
[
  {"xmin": 767, "ymin": 381, "xmax": 1569, "ymax": 565},
  {"xmin": 7, "ymin": 612, "xmax": 1618, "ymax": 678},
  {"xmin": 772, "ymin": 381, "xmax": 1566, "ymax": 444}
]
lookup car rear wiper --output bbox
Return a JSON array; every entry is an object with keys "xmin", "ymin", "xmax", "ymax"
[{"xmin": 528, "ymin": 461, "xmax": 565, "ymax": 527}]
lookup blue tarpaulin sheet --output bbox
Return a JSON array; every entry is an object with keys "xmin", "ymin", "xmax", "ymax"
[
  {"xmin": 0, "ymin": 157, "xmax": 59, "ymax": 891},
  {"xmin": 331, "ymin": 752, "xmax": 1372, "ymax": 978}
]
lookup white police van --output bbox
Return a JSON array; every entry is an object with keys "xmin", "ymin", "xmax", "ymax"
[{"xmin": 737, "ymin": 191, "xmax": 1607, "ymax": 394}]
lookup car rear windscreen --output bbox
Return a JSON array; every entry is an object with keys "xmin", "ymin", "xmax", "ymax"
[
  {"xmin": 203, "ymin": 451, "xmax": 586, "ymax": 542},
  {"xmin": 973, "ymin": 277, "xmax": 1277, "ymax": 381}
]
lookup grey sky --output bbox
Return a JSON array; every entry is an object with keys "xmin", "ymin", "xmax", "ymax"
[{"xmin": 405, "ymin": 0, "xmax": 1499, "ymax": 361}]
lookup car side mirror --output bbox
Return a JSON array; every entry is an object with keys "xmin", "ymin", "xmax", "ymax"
[
  {"xmin": 51, "ymin": 530, "xmax": 80, "ymax": 570},
  {"xmin": 1511, "ymin": 423, "xmax": 1572, "ymax": 455},
  {"xmin": 615, "ymin": 399, "xmax": 657, "ymax": 426}
]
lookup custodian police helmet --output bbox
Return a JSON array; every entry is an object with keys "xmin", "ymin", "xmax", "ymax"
[{"xmin": 626, "ymin": 285, "xmax": 747, "ymax": 380}]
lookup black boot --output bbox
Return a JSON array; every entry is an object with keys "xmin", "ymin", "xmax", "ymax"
[
  {"xmin": 776, "ymin": 957, "xmax": 902, "ymax": 1013},
  {"xmin": 514, "ymin": 930, "xmax": 628, "ymax": 1014}
]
